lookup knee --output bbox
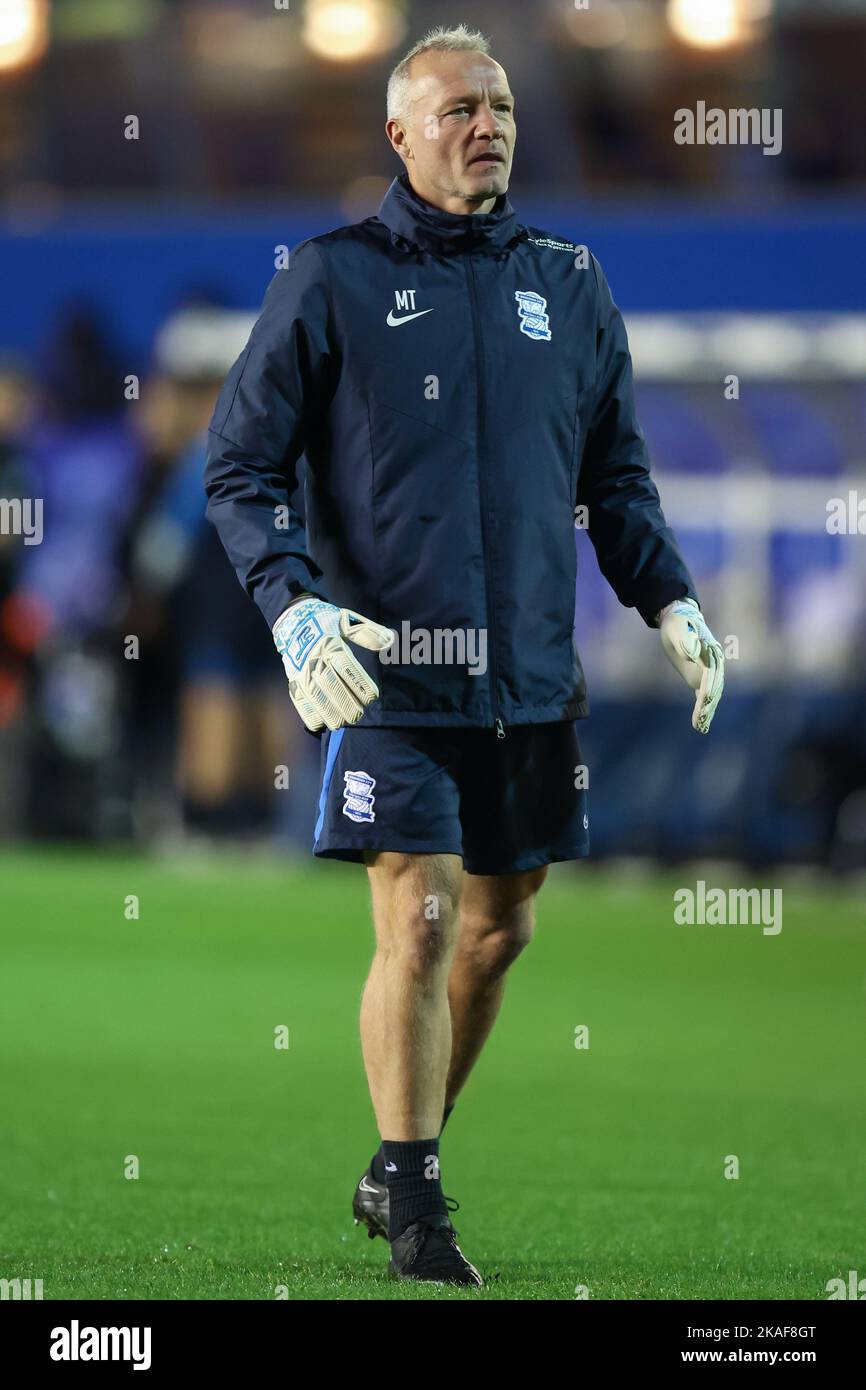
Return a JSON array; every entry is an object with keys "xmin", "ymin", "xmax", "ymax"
[
  {"xmin": 369, "ymin": 853, "xmax": 462, "ymax": 979},
  {"xmin": 398, "ymin": 916, "xmax": 458, "ymax": 981},
  {"xmin": 458, "ymin": 905, "xmax": 535, "ymax": 980},
  {"xmin": 376, "ymin": 913, "xmax": 458, "ymax": 984}
]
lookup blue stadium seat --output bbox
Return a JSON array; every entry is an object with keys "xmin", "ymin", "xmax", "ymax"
[
  {"xmin": 635, "ymin": 384, "xmax": 730, "ymax": 474},
  {"xmin": 741, "ymin": 385, "xmax": 844, "ymax": 474},
  {"xmin": 769, "ymin": 530, "xmax": 841, "ymax": 616}
]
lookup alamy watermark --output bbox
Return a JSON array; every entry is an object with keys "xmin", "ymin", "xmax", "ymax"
[
  {"xmin": 380, "ymin": 623, "xmax": 487, "ymax": 676},
  {"xmin": 0, "ymin": 497, "xmax": 43, "ymax": 545},
  {"xmin": 674, "ymin": 881, "xmax": 782, "ymax": 935},
  {"xmin": 1, "ymin": 1276, "xmax": 43, "ymax": 1299},
  {"xmin": 826, "ymin": 1270, "xmax": 866, "ymax": 1299},
  {"xmin": 50, "ymin": 1321, "xmax": 151, "ymax": 1370},
  {"xmin": 826, "ymin": 491, "xmax": 866, "ymax": 535},
  {"xmin": 674, "ymin": 102, "xmax": 782, "ymax": 157}
]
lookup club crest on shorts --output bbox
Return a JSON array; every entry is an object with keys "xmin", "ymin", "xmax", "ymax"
[
  {"xmin": 342, "ymin": 769, "xmax": 376, "ymax": 823},
  {"xmin": 514, "ymin": 289, "xmax": 552, "ymax": 341}
]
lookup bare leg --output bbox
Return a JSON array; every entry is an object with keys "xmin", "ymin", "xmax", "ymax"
[
  {"xmin": 445, "ymin": 865, "xmax": 547, "ymax": 1105},
  {"xmin": 361, "ymin": 852, "xmax": 463, "ymax": 1139}
]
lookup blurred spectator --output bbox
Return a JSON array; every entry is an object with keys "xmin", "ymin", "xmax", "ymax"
[
  {"xmin": 126, "ymin": 306, "xmax": 302, "ymax": 846},
  {"xmin": 9, "ymin": 309, "xmax": 142, "ymax": 838},
  {"xmin": 17, "ymin": 308, "xmax": 141, "ymax": 641}
]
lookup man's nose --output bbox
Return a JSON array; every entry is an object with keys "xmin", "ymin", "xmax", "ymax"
[{"xmin": 474, "ymin": 106, "xmax": 504, "ymax": 139}]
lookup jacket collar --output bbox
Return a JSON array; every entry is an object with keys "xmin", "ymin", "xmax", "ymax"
[{"xmin": 377, "ymin": 171, "xmax": 526, "ymax": 257}]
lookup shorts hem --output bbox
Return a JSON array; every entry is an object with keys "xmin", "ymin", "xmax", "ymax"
[
  {"xmin": 313, "ymin": 840, "xmax": 590, "ymax": 872},
  {"xmin": 313, "ymin": 839, "xmax": 465, "ymax": 865},
  {"xmin": 464, "ymin": 843, "xmax": 591, "ymax": 876}
]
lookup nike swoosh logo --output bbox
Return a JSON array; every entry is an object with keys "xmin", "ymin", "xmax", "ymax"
[
  {"xmin": 358, "ymin": 1177, "xmax": 380, "ymax": 1194},
  {"xmin": 386, "ymin": 308, "xmax": 434, "ymax": 327},
  {"xmin": 384, "ymin": 1162, "xmax": 397, "ymax": 1172}
]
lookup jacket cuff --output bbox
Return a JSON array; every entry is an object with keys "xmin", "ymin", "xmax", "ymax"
[
  {"xmin": 261, "ymin": 583, "xmax": 327, "ymax": 632},
  {"xmin": 637, "ymin": 581, "xmax": 699, "ymax": 628}
]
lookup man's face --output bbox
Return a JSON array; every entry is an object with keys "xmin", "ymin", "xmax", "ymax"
[{"xmin": 386, "ymin": 50, "xmax": 516, "ymax": 215}]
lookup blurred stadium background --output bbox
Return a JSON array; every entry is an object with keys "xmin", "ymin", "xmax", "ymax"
[{"xmin": 0, "ymin": 0, "xmax": 865, "ymax": 866}]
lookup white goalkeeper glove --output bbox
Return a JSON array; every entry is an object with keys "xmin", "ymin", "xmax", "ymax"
[
  {"xmin": 658, "ymin": 597, "xmax": 724, "ymax": 735},
  {"xmin": 273, "ymin": 595, "xmax": 394, "ymax": 732}
]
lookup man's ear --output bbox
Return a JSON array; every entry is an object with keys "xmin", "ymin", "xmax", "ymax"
[{"xmin": 385, "ymin": 118, "xmax": 412, "ymax": 164}]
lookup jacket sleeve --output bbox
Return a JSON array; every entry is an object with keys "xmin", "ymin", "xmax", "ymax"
[
  {"xmin": 575, "ymin": 256, "xmax": 698, "ymax": 626},
  {"xmin": 204, "ymin": 240, "xmax": 332, "ymax": 631}
]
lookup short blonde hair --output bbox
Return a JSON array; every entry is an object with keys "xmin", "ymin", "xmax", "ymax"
[{"xmin": 386, "ymin": 24, "xmax": 493, "ymax": 124}]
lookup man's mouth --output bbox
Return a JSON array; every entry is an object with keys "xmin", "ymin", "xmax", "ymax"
[{"xmin": 468, "ymin": 152, "xmax": 505, "ymax": 166}]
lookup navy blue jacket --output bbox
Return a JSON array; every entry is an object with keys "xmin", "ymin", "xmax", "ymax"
[{"xmin": 204, "ymin": 172, "xmax": 697, "ymax": 730}]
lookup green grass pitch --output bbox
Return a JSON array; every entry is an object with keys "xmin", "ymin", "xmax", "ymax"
[{"xmin": 1, "ymin": 849, "xmax": 864, "ymax": 1300}]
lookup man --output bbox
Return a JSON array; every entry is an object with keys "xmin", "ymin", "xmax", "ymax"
[{"xmin": 204, "ymin": 24, "xmax": 724, "ymax": 1288}]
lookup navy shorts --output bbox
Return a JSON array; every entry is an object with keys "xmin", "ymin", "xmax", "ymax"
[{"xmin": 312, "ymin": 721, "xmax": 590, "ymax": 876}]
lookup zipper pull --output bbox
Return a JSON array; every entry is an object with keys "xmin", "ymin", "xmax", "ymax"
[{"xmin": 495, "ymin": 718, "xmax": 505, "ymax": 740}]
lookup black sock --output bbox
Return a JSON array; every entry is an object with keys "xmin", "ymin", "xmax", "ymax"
[
  {"xmin": 382, "ymin": 1138, "xmax": 446, "ymax": 1239},
  {"xmin": 371, "ymin": 1103, "xmax": 454, "ymax": 1184}
]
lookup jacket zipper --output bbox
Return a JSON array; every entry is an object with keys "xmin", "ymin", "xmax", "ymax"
[{"xmin": 465, "ymin": 255, "xmax": 505, "ymax": 740}]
